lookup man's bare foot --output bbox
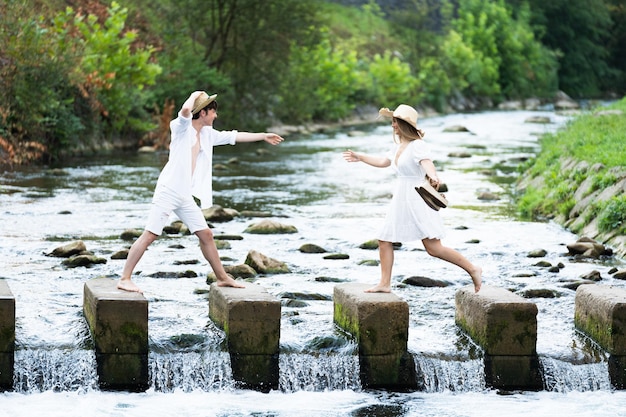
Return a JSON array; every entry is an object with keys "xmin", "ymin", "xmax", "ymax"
[
  {"xmin": 117, "ymin": 278, "xmax": 143, "ymax": 293},
  {"xmin": 216, "ymin": 274, "xmax": 245, "ymax": 288},
  {"xmin": 470, "ymin": 266, "xmax": 482, "ymax": 293},
  {"xmin": 365, "ymin": 284, "xmax": 391, "ymax": 293}
]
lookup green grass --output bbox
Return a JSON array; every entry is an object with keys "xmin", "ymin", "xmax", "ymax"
[{"xmin": 516, "ymin": 97, "xmax": 626, "ymax": 236}]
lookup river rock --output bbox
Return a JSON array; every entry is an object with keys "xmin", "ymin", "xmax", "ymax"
[
  {"xmin": 120, "ymin": 229, "xmax": 143, "ymax": 241},
  {"xmin": 359, "ymin": 240, "xmax": 379, "ymax": 250},
  {"xmin": 111, "ymin": 249, "xmax": 128, "ymax": 259},
  {"xmin": 240, "ymin": 210, "xmax": 274, "ymax": 218},
  {"xmin": 521, "ymin": 289, "xmax": 561, "ymax": 298},
  {"xmin": 47, "ymin": 240, "xmax": 87, "ymax": 257},
  {"xmin": 244, "ymin": 220, "xmax": 298, "ymax": 234},
  {"xmin": 448, "ymin": 151, "xmax": 472, "ymax": 158},
  {"xmin": 206, "ymin": 264, "xmax": 257, "ymax": 284},
  {"xmin": 526, "ymin": 249, "xmax": 548, "ymax": 258},
  {"xmin": 278, "ymin": 291, "xmax": 331, "ymax": 301},
  {"xmin": 477, "ymin": 191, "xmax": 500, "ymax": 201},
  {"xmin": 580, "ymin": 270, "xmax": 602, "ymax": 281},
  {"xmin": 62, "ymin": 254, "xmax": 107, "ymax": 268},
  {"xmin": 323, "ymin": 253, "xmax": 349, "ymax": 260},
  {"xmin": 567, "ymin": 237, "xmax": 611, "ymax": 258},
  {"xmin": 524, "ymin": 116, "xmax": 551, "ymax": 124},
  {"xmin": 403, "ymin": 276, "xmax": 449, "ymax": 288},
  {"xmin": 358, "ymin": 259, "xmax": 379, "ymax": 266},
  {"xmin": 202, "ymin": 205, "xmax": 234, "ymax": 222},
  {"xmin": 214, "ymin": 234, "xmax": 243, "ymax": 240},
  {"xmin": 614, "ymin": 269, "xmax": 626, "ymax": 280},
  {"xmin": 443, "ymin": 125, "xmax": 471, "ymax": 133},
  {"xmin": 245, "ymin": 250, "xmax": 290, "ymax": 274},
  {"xmin": 299, "ymin": 243, "xmax": 327, "ymax": 253}
]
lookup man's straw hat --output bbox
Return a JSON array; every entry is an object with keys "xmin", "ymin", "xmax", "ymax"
[{"xmin": 192, "ymin": 92, "xmax": 218, "ymax": 114}]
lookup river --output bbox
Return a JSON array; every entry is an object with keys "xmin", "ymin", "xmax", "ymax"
[{"xmin": 1, "ymin": 109, "xmax": 625, "ymax": 416}]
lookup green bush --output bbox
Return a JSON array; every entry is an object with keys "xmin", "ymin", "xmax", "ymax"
[{"xmin": 598, "ymin": 196, "xmax": 626, "ymax": 235}]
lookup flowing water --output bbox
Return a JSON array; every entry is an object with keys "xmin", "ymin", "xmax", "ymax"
[{"xmin": 1, "ymin": 109, "xmax": 626, "ymax": 416}]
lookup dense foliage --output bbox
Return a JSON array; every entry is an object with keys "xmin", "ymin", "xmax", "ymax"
[{"xmin": 0, "ymin": 0, "xmax": 624, "ymax": 165}]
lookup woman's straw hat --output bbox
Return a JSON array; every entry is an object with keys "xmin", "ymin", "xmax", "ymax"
[
  {"xmin": 379, "ymin": 104, "xmax": 419, "ymax": 129},
  {"xmin": 192, "ymin": 92, "xmax": 218, "ymax": 114}
]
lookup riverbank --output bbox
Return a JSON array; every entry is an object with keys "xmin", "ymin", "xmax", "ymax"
[{"xmin": 515, "ymin": 97, "xmax": 626, "ymax": 259}]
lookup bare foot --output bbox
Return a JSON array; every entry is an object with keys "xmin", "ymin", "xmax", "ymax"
[
  {"xmin": 365, "ymin": 284, "xmax": 391, "ymax": 293},
  {"xmin": 470, "ymin": 266, "xmax": 482, "ymax": 293},
  {"xmin": 117, "ymin": 278, "xmax": 143, "ymax": 294},
  {"xmin": 216, "ymin": 274, "xmax": 245, "ymax": 288}
]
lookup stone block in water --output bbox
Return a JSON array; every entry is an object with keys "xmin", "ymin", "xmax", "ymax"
[
  {"xmin": 575, "ymin": 284, "xmax": 626, "ymax": 356},
  {"xmin": 83, "ymin": 278, "xmax": 148, "ymax": 391},
  {"xmin": 455, "ymin": 285, "xmax": 537, "ymax": 356},
  {"xmin": 209, "ymin": 283, "xmax": 281, "ymax": 355},
  {"xmin": 0, "ymin": 280, "xmax": 15, "ymax": 390},
  {"xmin": 333, "ymin": 283, "xmax": 416, "ymax": 390},
  {"xmin": 333, "ymin": 283, "xmax": 409, "ymax": 355},
  {"xmin": 209, "ymin": 283, "xmax": 281, "ymax": 391}
]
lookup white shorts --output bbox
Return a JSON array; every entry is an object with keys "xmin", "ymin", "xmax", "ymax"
[{"xmin": 145, "ymin": 186, "xmax": 208, "ymax": 235}]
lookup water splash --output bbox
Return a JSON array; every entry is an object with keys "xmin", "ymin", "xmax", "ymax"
[
  {"xmin": 149, "ymin": 351, "xmax": 235, "ymax": 392},
  {"xmin": 414, "ymin": 355, "xmax": 486, "ymax": 393},
  {"xmin": 540, "ymin": 357, "xmax": 611, "ymax": 392},
  {"xmin": 13, "ymin": 349, "xmax": 98, "ymax": 393},
  {"xmin": 279, "ymin": 353, "xmax": 361, "ymax": 392}
]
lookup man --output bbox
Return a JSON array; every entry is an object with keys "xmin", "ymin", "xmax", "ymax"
[{"xmin": 117, "ymin": 91, "xmax": 284, "ymax": 293}]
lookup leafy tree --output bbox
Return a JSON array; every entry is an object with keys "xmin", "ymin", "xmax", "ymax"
[
  {"xmin": 0, "ymin": 0, "xmax": 81, "ymax": 164},
  {"xmin": 129, "ymin": 0, "xmax": 320, "ymax": 130},
  {"xmin": 54, "ymin": 2, "xmax": 161, "ymax": 135},
  {"xmin": 508, "ymin": 0, "xmax": 614, "ymax": 98},
  {"xmin": 277, "ymin": 37, "xmax": 364, "ymax": 122},
  {"xmin": 449, "ymin": 0, "xmax": 557, "ymax": 101}
]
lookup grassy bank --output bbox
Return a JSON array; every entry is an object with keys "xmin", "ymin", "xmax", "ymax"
[{"xmin": 516, "ymin": 97, "xmax": 626, "ymax": 256}]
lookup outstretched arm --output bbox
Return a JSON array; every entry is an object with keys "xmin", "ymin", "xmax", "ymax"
[
  {"xmin": 235, "ymin": 132, "xmax": 284, "ymax": 145},
  {"xmin": 343, "ymin": 149, "xmax": 391, "ymax": 168}
]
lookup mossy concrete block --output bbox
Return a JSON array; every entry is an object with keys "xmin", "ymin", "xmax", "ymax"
[
  {"xmin": 96, "ymin": 353, "xmax": 149, "ymax": 392},
  {"xmin": 455, "ymin": 285, "xmax": 537, "ymax": 356},
  {"xmin": 230, "ymin": 353, "xmax": 279, "ymax": 392},
  {"xmin": 209, "ymin": 284, "xmax": 280, "ymax": 355},
  {"xmin": 0, "ymin": 280, "xmax": 15, "ymax": 390},
  {"xmin": 333, "ymin": 283, "xmax": 409, "ymax": 356},
  {"xmin": 0, "ymin": 280, "xmax": 15, "ymax": 353},
  {"xmin": 83, "ymin": 278, "xmax": 148, "ymax": 354},
  {"xmin": 359, "ymin": 352, "xmax": 417, "ymax": 390},
  {"xmin": 575, "ymin": 284, "xmax": 626, "ymax": 355},
  {"xmin": 484, "ymin": 355, "xmax": 542, "ymax": 391}
]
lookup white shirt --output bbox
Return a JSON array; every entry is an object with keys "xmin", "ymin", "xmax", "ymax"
[{"xmin": 155, "ymin": 111, "xmax": 237, "ymax": 208}]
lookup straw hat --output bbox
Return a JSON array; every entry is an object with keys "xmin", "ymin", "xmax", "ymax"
[
  {"xmin": 379, "ymin": 104, "xmax": 419, "ymax": 129},
  {"xmin": 192, "ymin": 92, "xmax": 217, "ymax": 114}
]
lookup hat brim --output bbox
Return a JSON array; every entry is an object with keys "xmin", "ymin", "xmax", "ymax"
[
  {"xmin": 192, "ymin": 94, "xmax": 218, "ymax": 114},
  {"xmin": 379, "ymin": 107, "xmax": 394, "ymax": 118}
]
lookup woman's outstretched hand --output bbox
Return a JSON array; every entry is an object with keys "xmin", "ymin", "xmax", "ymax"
[{"xmin": 342, "ymin": 149, "xmax": 360, "ymax": 162}]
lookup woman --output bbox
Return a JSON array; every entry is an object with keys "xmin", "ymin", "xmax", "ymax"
[{"xmin": 342, "ymin": 104, "xmax": 482, "ymax": 293}]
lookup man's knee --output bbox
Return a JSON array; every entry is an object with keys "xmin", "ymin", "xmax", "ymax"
[{"xmin": 195, "ymin": 227, "xmax": 214, "ymax": 241}]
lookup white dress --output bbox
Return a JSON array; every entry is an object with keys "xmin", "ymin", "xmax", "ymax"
[{"xmin": 377, "ymin": 139, "xmax": 446, "ymax": 243}]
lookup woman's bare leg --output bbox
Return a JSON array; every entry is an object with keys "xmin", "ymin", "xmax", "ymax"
[
  {"xmin": 366, "ymin": 240, "xmax": 394, "ymax": 293},
  {"xmin": 117, "ymin": 230, "xmax": 159, "ymax": 293},
  {"xmin": 422, "ymin": 238, "xmax": 482, "ymax": 292},
  {"xmin": 196, "ymin": 228, "xmax": 245, "ymax": 288}
]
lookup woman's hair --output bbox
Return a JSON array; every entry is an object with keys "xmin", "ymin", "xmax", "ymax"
[
  {"xmin": 394, "ymin": 117, "xmax": 425, "ymax": 142},
  {"xmin": 192, "ymin": 100, "xmax": 218, "ymax": 119}
]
